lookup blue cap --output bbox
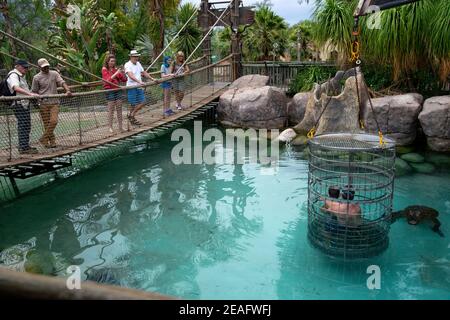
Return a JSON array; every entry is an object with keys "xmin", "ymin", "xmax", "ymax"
[{"xmin": 15, "ymin": 60, "xmax": 30, "ymax": 68}]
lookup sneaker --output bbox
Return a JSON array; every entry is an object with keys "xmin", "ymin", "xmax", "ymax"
[
  {"xmin": 47, "ymin": 142, "xmax": 57, "ymax": 149},
  {"xmin": 19, "ymin": 147, "xmax": 38, "ymax": 155},
  {"xmin": 176, "ymin": 105, "xmax": 182, "ymax": 110},
  {"xmin": 164, "ymin": 109, "xmax": 175, "ymax": 117}
]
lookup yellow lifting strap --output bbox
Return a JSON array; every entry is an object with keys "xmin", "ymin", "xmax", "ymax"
[
  {"xmin": 351, "ymin": 40, "xmax": 360, "ymax": 63},
  {"xmin": 359, "ymin": 119, "xmax": 365, "ymax": 129},
  {"xmin": 378, "ymin": 131, "xmax": 386, "ymax": 147},
  {"xmin": 307, "ymin": 127, "xmax": 316, "ymax": 139}
]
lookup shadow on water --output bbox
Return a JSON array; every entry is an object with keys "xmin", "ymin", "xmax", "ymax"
[{"xmin": 0, "ymin": 127, "xmax": 263, "ymax": 298}]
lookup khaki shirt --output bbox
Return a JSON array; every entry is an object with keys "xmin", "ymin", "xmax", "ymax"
[
  {"xmin": 7, "ymin": 69, "xmax": 31, "ymax": 108},
  {"xmin": 32, "ymin": 70, "xmax": 65, "ymax": 106}
]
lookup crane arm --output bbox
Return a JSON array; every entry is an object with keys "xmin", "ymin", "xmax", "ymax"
[{"xmin": 354, "ymin": 0, "xmax": 421, "ymax": 17}]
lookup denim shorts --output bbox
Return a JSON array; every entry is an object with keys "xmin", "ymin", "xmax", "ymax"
[
  {"xmin": 127, "ymin": 88, "xmax": 146, "ymax": 106},
  {"xmin": 161, "ymin": 82, "xmax": 172, "ymax": 90},
  {"xmin": 106, "ymin": 90, "xmax": 123, "ymax": 101}
]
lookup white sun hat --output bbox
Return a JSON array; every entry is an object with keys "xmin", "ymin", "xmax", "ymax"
[{"xmin": 129, "ymin": 50, "xmax": 141, "ymax": 57}]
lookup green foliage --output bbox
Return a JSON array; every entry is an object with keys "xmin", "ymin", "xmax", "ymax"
[
  {"xmin": 312, "ymin": 0, "xmax": 450, "ymax": 87},
  {"xmin": 242, "ymin": 6, "xmax": 288, "ymax": 61},
  {"xmin": 212, "ymin": 28, "xmax": 231, "ymax": 60},
  {"xmin": 287, "ymin": 65, "xmax": 337, "ymax": 96},
  {"xmin": 312, "ymin": 0, "xmax": 355, "ymax": 62},
  {"xmin": 288, "ymin": 20, "xmax": 317, "ymax": 61},
  {"xmin": 135, "ymin": 33, "xmax": 154, "ymax": 65},
  {"xmin": 171, "ymin": 3, "xmax": 202, "ymax": 59}
]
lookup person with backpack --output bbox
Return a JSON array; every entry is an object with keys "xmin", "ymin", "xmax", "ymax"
[{"xmin": 3, "ymin": 60, "xmax": 40, "ymax": 154}]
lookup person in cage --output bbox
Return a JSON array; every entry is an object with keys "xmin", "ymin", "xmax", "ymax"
[
  {"xmin": 340, "ymin": 187, "xmax": 362, "ymax": 227},
  {"xmin": 32, "ymin": 58, "xmax": 72, "ymax": 148},
  {"xmin": 6, "ymin": 60, "xmax": 40, "ymax": 154},
  {"xmin": 322, "ymin": 186, "xmax": 342, "ymax": 216},
  {"xmin": 124, "ymin": 50, "xmax": 155, "ymax": 126},
  {"xmin": 160, "ymin": 56, "xmax": 175, "ymax": 117},
  {"xmin": 322, "ymin": 186, "xmax": 362, "ymax": 227},
  {"xmin": 102, "ymin": 54, "xmax": 127, "ymax": 133},
  {"xmin": 170, "ymin": 51, "xmax": 190, "ymax": 110}
]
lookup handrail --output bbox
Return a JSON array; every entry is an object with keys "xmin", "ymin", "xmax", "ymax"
[
  {"xmin": 0, "ymin": 55, "xmax": 233, "ymax": 101},
  {"xmin": 56, "ymin": 55, "xmax": 208, "ymax": 92}
]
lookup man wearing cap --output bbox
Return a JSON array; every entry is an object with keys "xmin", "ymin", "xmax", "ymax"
[
  {"xmin": 6, "ymin": 60, "xmax": 40, "ymax": 154},
  {"xmin": 124, "ymin": 50, "xmax": 155, "ymax": 125},
  {"xmin": 32, "ymin": 58, "xmax": 72, "ymax": 148}
]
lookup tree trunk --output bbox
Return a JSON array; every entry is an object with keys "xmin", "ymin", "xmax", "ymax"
[
  {"xmin": 106, "ymin": 29, "xmax": 114, "ymax": 55},
  {"xmin": 155, "ymin": 0, "xmax": 164, "ymax": 59},
  {"xmin": 0, "ymin": 0, "xmax": 18, "ymax": 57}
]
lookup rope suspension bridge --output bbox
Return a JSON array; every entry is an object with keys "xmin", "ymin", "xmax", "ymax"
[{"xmin": 0, "ymin": 1, "xmax": 241, "ymax": 200}]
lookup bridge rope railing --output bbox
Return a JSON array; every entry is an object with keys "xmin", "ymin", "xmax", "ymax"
[
  {"xmin": 49, "ymin": 55, "xmax": 209, "ymax": 93},
  {"xmin": 0, "ymin": 55, "xmax": 232, "ymax": 165}
]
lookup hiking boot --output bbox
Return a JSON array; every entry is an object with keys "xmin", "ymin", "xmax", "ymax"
[
  {"xmin": 19, "ymin": 147, "xmax": 38, "ymax": 155},
  {"xmin": 39, "ymin": 137, "xmax": 49, "ymax": 147}
]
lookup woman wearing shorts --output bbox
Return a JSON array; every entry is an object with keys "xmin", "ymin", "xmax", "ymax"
[
  {"xmin": 170, "ymin": 51, "xmax": 190, "ymax": 110},
  {"xmin": 102, "ymin": 54, "xmax": 127, "ymax": 133}
]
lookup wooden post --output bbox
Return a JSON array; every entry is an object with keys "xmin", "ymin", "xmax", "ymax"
[
  {"xmin": 199, "ymin": 0, "xmax": 212, "ymax": 65},
  {"xmin": 231, "ymin": 0, "xmax": 242, "ymax": 81}
]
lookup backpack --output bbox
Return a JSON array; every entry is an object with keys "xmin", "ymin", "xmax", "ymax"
[{"xmin": 0, "ymin": 72, "xmax": 19, "ymax": 97}]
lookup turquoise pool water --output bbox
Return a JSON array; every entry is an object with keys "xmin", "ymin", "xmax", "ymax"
[{"xmin": 0, "ymin": 124, "xmax": 449, "ymax": 299}]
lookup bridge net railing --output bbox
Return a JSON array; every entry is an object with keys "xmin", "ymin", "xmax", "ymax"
[{"xmin": 0, "ymin": 57, "xmax": 232, "ymax": 165}]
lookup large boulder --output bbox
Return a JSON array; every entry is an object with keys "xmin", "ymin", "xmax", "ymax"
[
  {"xmin": 287, "ymin": 92, "xmax": 309, "ymax": 125},
  {"xmin": 363, "ymin": 93, "xmax": 423, "ymax": 146},
  {"xmin": 229, "ymin": 74, "xmax": 269, "ymax": 90},
  {"xmin": 218, "ymin": 86, "xmax": 287, "ymax": 129},
  {"xmin": 418, "ymin": 96, "xmax": 450, "ymax": 152},
  {"xmin": 294, "ymin": 68, "xmax": 368, "ymax": 135}
]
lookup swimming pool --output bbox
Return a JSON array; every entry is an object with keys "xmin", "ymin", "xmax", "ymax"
[{"xmin": 0, "ymin": 123, "xmax": 449, "ymax": 299}]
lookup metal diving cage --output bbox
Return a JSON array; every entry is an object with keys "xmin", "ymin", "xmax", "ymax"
[{"xmin": 307, "ymin": 133, "xmax": 396, "ymax": 259}]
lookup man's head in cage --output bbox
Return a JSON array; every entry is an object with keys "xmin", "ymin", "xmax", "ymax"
[
  {"xmin": 342, "ymin": 185, "xmax": 356, "ymax": 201},
  {"xmin": 328, "ymin": 186, "xmax": 340, "ymax": 199}
]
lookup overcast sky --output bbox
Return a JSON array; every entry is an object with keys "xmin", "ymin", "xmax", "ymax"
[{"xmin": 182, "ymin": 0, "xmax": 315, "ymax": 26}]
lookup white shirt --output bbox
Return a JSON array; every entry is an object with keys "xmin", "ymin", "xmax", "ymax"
[
  {"xmin": 7, "ymin": 69, "xmax": 30, "ymax": 107},
  {"xmin": 124, "ymin": 61, "xmax": 144, "ymax": 87}
]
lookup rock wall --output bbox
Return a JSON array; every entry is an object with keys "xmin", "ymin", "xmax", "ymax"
[
  {"xmin": 363, "ymin": 94, "xmax": 424, "ymax": 146},
  {"xmin": 218, "ymin": 86, "xmax": 287, "ymax": 129},
  {"xmin": 418, "ymin": 96, "xmax": 450, "ymax": 152}
]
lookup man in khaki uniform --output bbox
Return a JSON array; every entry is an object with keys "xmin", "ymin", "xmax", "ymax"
[{"xmin": 32, "ymin": 58, "xmax": 72, "ymax": 148}]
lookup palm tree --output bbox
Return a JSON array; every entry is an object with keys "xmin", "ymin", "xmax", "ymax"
[
  {"xmin": 146, "ymin": 0, "xmax": 180, "ymax": 58},
  {"xmin": 172, "ymin": 3, "xmax": 202, "ymax": 58},
  {"xmin": 242, "ymin": 6, "xmax": 288, "ymax": 61}
]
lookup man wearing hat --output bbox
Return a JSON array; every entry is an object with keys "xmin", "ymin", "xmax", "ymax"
[
  {"xmin": 124, "ymin": 50, "xmax": 155, "ymax": 125},
  {"xmin": 32, "ymin": 58, "xmax": 72, "ymax": 148},
  {"xmin": 6, "ymin": 60, "xmax": 40, "ymax": 154}
]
